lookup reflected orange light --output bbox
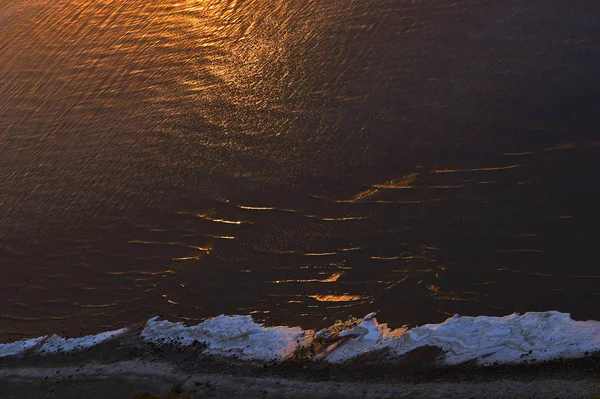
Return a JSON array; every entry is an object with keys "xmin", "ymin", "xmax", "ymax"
[{"xmin": 309, "ymin": 294, "xmax": 363, "ymax": 302}]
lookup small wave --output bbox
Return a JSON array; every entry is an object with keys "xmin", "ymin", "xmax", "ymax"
[
  {"xmin": 237, "ymin": 205, "xmax": 277, "ymax": 210},
  {"xmin": 371, "ymin": 184, "xmax": 465, "ymax": 189},
  {"xmin": 195, "ymin": 214, "xmax": 252, "ymax": 225},
  {"xmin": 305, "ymin": 215, "xmax": 366, "ymax": 221},
  {"xmin": 308, "ymin": 294, "xmax": 364, "ymax": 302},
  {"xmin": 270, "ymin": 272, "xmax": 343, "ymax": 284},
  {"xmin": 3, "ymin": 311, "xmax": 600, "ymax": 366},
  {"xmin": 236, "ymin": 204, "xmax": 299, "ymax": 213},
  {"xmin": 431, "ymin": 164, "xmax": 523, "ymax": 173},
  {"xmin": 203, "ymin": 234, "xmax": 236, "ymax": 240}
]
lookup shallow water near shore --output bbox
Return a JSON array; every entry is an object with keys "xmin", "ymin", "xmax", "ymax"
[{"xmin": 1, "ymin": 0, "xmax": 600, "ymax": 340}]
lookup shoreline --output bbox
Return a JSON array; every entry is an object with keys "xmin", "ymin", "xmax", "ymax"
[
  {"xmin": 4, "ymin": 311, "xmax": 600, "ymax": 366},
  {"xmin": 2, "ymin": 322, "xmax": 600, "ymax": 398},
  {"xmin": 2, "ymin": 349, "xmax": 600, "ymax": 398},
  {"xmin": 3, "ymin": 311, "xmax": 600, "ymax": 397}
]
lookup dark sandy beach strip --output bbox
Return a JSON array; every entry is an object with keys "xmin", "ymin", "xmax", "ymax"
[
  {"xmin": 2, "ymin": 338, "xmax": 600, "ymax": 399},
  {"xmin": 0, "ymin": 362, "xmax": 596, "ymax": 399}
]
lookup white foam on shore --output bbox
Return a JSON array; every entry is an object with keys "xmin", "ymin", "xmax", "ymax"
[
  {"xmin": 0, "ymin": 336, "xmax": 46, "ymax": 358},
  {"xmin": 38, "ymin": 328, "xmax": 128, "ymax": 354},
  {"xmin": 141, "ymin": 315, "xmax": 311, "ymax": 361},
  {"xmin": 3, "ymin": 311, "xmax": 600, "ymax": 365}
]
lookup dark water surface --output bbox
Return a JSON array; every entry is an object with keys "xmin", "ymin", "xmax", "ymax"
[{"xmin": 1, "ymin": 0, "xmax": 600, "ymax": 340}]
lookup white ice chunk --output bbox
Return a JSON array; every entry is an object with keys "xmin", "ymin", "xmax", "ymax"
[
  {"xmin": 3, "ymin": 311, "xmax": 600, "ymax": 366},
  {"xmin": 38, "ymin": 328, "xmax": 128, "ymax": 354},
  {"xmin": 389, "ymin": 311, "xmax": 600, "ymax": 365},
  {"xmin": 321, "ymin": 311, "xmax": 600, "ymax": 365},
  {"xmin": 0, "ymin": 336, "xmax": 46, "ymax": 358},
  {"xmin": 326, "ymin": 316, "xmax": 406, "ymax": 363},
  {"xmin": 141, "ymin": 315, "xmax": 310, "ymax": 361}
]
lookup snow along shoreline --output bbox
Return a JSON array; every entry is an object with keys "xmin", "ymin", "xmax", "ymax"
[{"xmin": 2, "ymin": 311, "xmax": 600, "ymax": 366}]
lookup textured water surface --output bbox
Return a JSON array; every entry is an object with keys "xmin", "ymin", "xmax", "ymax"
[{"xmin": 1, "ymin": 0, "xmax": 600, "ymax": 339}]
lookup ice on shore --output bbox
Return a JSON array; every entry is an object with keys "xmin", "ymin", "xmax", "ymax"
[
  {"xmin": 3, "ymin": 311, "xmax": 600, "ymax": 365},
  {"xmin": 0, "ymin": 336, "xmax": 46, "ymax": 358},
  {"xmin": 38, "ymin": 328, "xmax": 128, "ymax": 354},
  {"xmin": 323, "ymin": 311, "xmax": 600, "ymax": 365},
  {"xmin": 323, "ymin": 312, "xmax": 407, "ymax": 363},
  {"xmin": 140, "ymin": 311, "xmax": 600, "ymax": 365},
  {"xmin": 0, "ymin": 328, "xmax": 126, "ymax": 358},
  {"xmin": 390, "ymin": 311, "xmax": 600, "ymax": 365},
  {"xmin": 141, "ymin": 315, "xmax": 311, "ymax": 361}
]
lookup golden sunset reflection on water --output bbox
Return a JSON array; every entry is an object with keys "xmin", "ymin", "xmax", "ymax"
[
  {"xmin": 2, "ymin": 0, "xmax": 600, "ymax": 339},
  {"xmin": 309, "ymin": 294, "xmax": 365, "ymax": 303}
]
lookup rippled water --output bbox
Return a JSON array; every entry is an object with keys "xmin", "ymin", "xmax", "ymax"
[{"xmin": 1, "ymin": 0, "xmax": 600, "ymax": 340}]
